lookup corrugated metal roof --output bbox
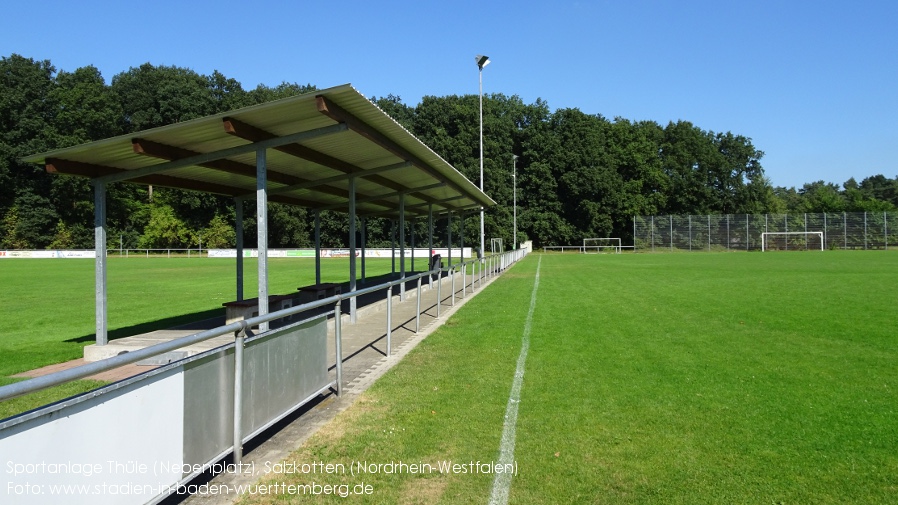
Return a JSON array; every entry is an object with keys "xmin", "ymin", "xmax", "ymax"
[{"xmin": 23, "ymin": 84, "xmax": 493, "ymax": 218}]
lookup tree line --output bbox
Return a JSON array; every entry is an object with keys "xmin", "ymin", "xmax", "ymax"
[{"xmin": 2, "ymin": 53, "xmax": 896, "ymax": 251}]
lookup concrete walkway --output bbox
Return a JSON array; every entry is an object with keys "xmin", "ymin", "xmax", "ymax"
[
  {"xmin": 13, "ymin": 264, "xmax": 503, "ymax": 504},
  {"xmin": 182, "ymin": 267, "xmax": 500, "ymax": 504}
]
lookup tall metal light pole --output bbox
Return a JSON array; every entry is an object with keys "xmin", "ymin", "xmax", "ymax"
[
  {"xmin": 512, "ymin": 154, "xmax": 518, "ymax": 250},
  {"xmin": 476, "ymin": 54, "xmax": 490, "ymax": 261}
]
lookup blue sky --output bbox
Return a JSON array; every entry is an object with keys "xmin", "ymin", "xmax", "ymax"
[{"xmin": 2, "ymin": 0, "xmax": 895, "ymax": 189}]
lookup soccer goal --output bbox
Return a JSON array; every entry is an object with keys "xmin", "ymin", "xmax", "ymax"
[
  {"xmin": 490, "ymin": 237, "xmax": 504, "ymax": 255},
  {"xmin": 583, "ymin": 237, "xmax": 622, "ymax": 254},
  {"xmin": 761, "ymin": 232, "xmax": 824, "ymax": 251}
]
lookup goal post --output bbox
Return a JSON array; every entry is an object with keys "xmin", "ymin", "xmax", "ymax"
[
  {"xmin": 761, "ymin": 232, "xmax": 824, "ymax": 251},
  {"xmin": 583, "ymin": 237, "xmax": 622, "ymax": 254}
]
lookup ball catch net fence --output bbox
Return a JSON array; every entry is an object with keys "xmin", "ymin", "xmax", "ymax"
[{"xmin": 633, "ymin": 212, "xmax": 897, "ymax": 252}]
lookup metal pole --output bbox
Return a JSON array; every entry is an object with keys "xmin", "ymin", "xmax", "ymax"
[
  {"xmin": 349, "ymin": 176, "xmax": 357, "ymax": 323},
  {"xmin": 447, "ymin": 212, "xmax": 453, "ymax": 267},
  {"xmin": 361, "ymin": 216, "xmax": 366, "ymax": 283},
  {"xmin": 451, "ymin": 267, "xmax": 456, "ymax": 306},
  {"xmin": 513, "ymin": 154, "xmax": 517, "ymax": 250},
  {"xmin": 436, "ymin": 266, "xmax": 442, "ymax": 318},
  {"xmin": 428, "ymin": 204, "xmax": 434, "ymax": 289},
  {"xmin": 233, "ymin": 329, "xmax": 245, "ymax": 464},
  {"xmin": 410, "ymin": 217, "xmax": 416, "ymax": 273},
  {"xmin": 462, "ymin": 259, "xmax": 466, "ymax": 297},
  {"xmin": 235, "ymin": 198, "xmax": 244, "ymax": 301},
  {"xmin": 415, "ymin": 276, "xmax": 422, "ymax": 333},
  {"xmin": 399, "ymin": 193, "xmax": 406, "ymax": 301},
  {"xmin": 460, "ymin": 212, "xmax": 465, "ymax": 264},
  {"xmin": 94, "ymin": 180, "xmax": 108, "ymax": 346},
  {"xmin": 334, "ymin": 302, "xmax": 343, "ymax": 396},
  {"xmin": 479, "ymin": 63, "xmax": 486, "ymax": 269},
  {"xmin": 385, "ymin": 287, "xmax": 392, "ymax": 356},
  {"xmin": 391, "ymin": 219, "xmax": 396, "ymax": 274},
  {"xmin": 256, "ymin": 148, "xmax": 269, "ymax": 332},
  {"xmin": 314, "ymin": 210, "xmax": 321, "ymax": 285}
]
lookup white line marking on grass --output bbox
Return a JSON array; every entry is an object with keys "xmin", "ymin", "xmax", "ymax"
[{"xmin": 488, "ymin": 255, "xmax": 541, "ymax": 505}]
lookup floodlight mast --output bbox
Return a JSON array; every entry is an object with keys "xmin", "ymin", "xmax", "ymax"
[
  {"xmin": 512, "ymin": 154, "xmax": 518, "ymax": 250},
  {"xmin": 476, "ymin": 54, "xmax": 490, "ymax": 262}
]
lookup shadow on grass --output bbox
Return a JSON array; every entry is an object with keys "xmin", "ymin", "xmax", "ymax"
[
  {"xmin": 62, "ymin": 270, "xmax": 448, "ymax": 345},
  {"xmin": 63, "ymin": 308, "xmax": 224, "ymax": 344}
]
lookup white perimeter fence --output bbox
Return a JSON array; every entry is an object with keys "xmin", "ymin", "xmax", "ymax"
[
  {"xmin": 0, "ymin": 248, "xmax": 527, "ymax": 505},
  {"xmin": 634, "ymin": 212, "xmax": 898, "ymax": 252},
  {"xmin": 0, "ymin": 248, "xmax": 472, "ymax": 260}
]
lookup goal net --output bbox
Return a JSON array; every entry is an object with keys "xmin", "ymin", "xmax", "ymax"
[
  {"xmin": 761, "ymin": 232, "xmax": 824, "ymax": 251},
  {"xmin": 583, "ymin": 237, "xmax": 622, "ymax": 254}
]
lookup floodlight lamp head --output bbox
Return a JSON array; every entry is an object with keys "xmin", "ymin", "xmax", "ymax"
[{"xmin": 475, "ymin": 55, "xmax": 490, "ymax": 70}]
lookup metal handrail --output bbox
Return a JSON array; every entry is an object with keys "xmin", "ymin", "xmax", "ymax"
[
  {"xmin": 0, "ymin": 266, "xmax": 441, "ymax": 403},
  {"xmin": 0, "ymin": 248, "xmax": 529, "ymax": 404}
]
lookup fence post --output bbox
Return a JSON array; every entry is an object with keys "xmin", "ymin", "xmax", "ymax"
[
  {"xmin": 689, "ymin": 215, "xmax": 693, "ymax": 251},
  {"xmin": 385, "ymin": 287, "xmax": 392, "ymax": 355},
  {"xmin": 864, "ymin": 212, "xmax": 868, "ymax": 250},
  {"xmin": 232, "ymin": 326, "xmax": 246, "ymax": 465},
  {"xmin": 331, "ymin": 302, "xmax": 343, "ymax": 397},
  {"xmin": 415, "ymin": 276, "xmax": 422, "ymax": 333},
  {"xmin": 451, "ymin": 267, "xmax": 456, "ymax": 307},
  {"xmin": 436, "ymin": 267, "xmax": 442, "ymax": 318},
  {"xmin": 844, "ymin": 212, "xmax": 847, "ymax": 249}
]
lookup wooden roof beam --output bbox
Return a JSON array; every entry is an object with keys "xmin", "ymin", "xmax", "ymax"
[
  {"xmin": 132, "ymin": 138, "xmax": 365, "ymax": 203},
  {"xmin": 46, "ymin": 158, "xmax": 244, "ymax": 196},
  {"xmin": 316, "ymin": 95, "xmax": 485, "ymax": 206},
  {"xmin": 222, "ymin": 117, "xmax": 450, "ymax": 210}
]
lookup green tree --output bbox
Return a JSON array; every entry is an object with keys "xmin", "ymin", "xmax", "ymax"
[
  {"xmin": 138, "ymin": 204, "xmax": 192, "ymax": 249},
  {"xmin": 112, "ymin": 63, "xmax": 215, "ymax": 132},
  {"xmin": 201, "ymin": 214, "xmax": 236, "ymax": 249}
]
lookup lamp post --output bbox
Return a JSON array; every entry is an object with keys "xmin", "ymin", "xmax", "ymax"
[
  {"xmin": 476, "ymin": 54, "xmax": 490, "ymax": 262},
  {"xmin": 512, "ymin": 154, "xmax": 518, "ymax": 250}
]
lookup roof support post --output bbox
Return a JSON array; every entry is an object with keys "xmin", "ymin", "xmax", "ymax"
[
  {"xmin": 314, "ymin": 210, "xmax": 321, "ymax": 285},
  {"xmin": 361, "ymin": 216, "xmax": 367, "ymax": 284},
  {"xmin": 93, "ymin": 180, "xmax": 108, "ymax": 346},
  {"xmin": 235, "ymin": 197, "xmax": 244, "ymax": 301},
  {"xmin": 410, "ymin": 217, "xmax": 416, "ymax": 273},
  {"xmin": 447, "ymin": 211, "xmax": 453, "ymax": 267},
  {"xmin": 390, "ymin": 220, "xmax": 396, "ymax": 274},
  {"xmin": 256, "ymin": 148, "xmax": 269, "ymax": 332},
  {"xmin": 399, "ymin": 193, "xmax": 406, "ymax": 301},
  {"xmin": 428, "ymin": 204, "xmax": 434, "ymax": 289},
  {"xmin": 348, "ymin": 176, "xmax": 357, "ymax": 323},
  {"xmin": 460, "ymin": 211, "xmax": 465, "ymax": 261}
]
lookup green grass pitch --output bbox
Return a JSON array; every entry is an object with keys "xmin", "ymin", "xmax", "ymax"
[
  {"xmin": 2, "ymin": 252, "xmax": 897, "ymax": 502},
  {"xmin": 239, "ymin": 251, "xmax": 898, "ymax": 504}
]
